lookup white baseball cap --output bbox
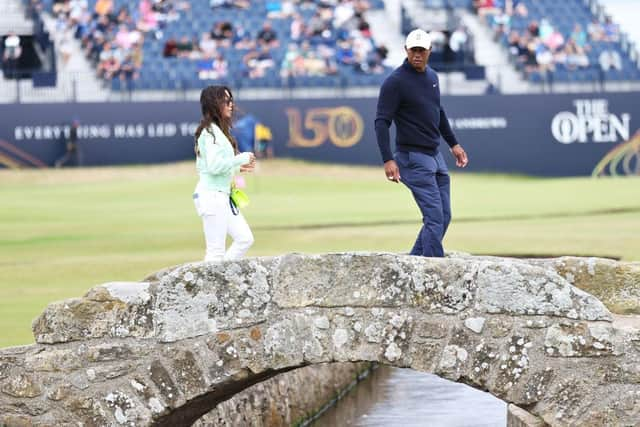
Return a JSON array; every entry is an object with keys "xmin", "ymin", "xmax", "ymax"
[{"xmin": 405, "ymin": 29, "xmax": 432, "ymax": 50}]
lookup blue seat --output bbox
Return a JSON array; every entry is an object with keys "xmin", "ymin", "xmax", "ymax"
[{"xmin": 553, "ymin": 69, "xmax": 569, "ymax": 82}]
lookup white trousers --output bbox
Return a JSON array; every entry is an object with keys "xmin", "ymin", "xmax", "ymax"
[{"xmin": 194, "ymin": 191, "xmax": 254, "ymax": 262}]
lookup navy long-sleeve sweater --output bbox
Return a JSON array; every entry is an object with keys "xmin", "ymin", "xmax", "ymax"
[{"xmin": 375, "ymin": 59, "xmax": 459, "ymax": 163}]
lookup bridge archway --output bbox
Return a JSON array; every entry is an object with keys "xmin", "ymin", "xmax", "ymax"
[{"xmin": 2, "ymin": 253, "xmax": 639, "ymax": 426}]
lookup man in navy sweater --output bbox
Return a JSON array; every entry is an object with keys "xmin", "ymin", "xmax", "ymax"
[{"xmin": 375, "ymin": 28, "xmax": 469, "ymax": 258}]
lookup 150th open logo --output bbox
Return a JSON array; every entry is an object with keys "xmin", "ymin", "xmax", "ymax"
[
  {"xmin": 286, "ymin": 106, "xmax": 364, "ymax": 148},
  {"xmin": 551, "ymin": 99, "xmax": 630, "ymax": 144}
]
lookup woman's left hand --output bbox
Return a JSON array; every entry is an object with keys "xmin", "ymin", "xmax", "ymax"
[{"xmin": 240, "ymin": 164, "xmax": 255, "ymax": 173}]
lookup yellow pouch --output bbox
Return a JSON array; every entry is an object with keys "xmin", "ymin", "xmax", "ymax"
[{"xmin": 230, "ymin": 188, "xmax": 250, "ymax": 209}]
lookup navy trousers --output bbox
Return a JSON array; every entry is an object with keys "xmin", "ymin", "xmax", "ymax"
[{"xmin": 395, "ymin": 150, "xmax": 451, "ymax": 257}]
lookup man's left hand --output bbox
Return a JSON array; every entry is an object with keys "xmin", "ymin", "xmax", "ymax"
[{"xmin": 451, "ymin": 145, "xmax": 468, "ymax": 168}]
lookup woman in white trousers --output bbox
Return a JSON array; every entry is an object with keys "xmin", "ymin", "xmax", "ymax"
[{"xmin": 193, "ymin": 85, "xmax": 256, "ymax": 262}]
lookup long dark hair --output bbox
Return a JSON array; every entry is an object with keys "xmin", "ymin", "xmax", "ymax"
[{"xmin": 194, "ymin": 85, "xmax": 237, "ymax": 157}]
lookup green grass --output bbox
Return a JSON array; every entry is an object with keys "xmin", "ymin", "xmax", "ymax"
[{"xmin": 1, "ymin": 159, "xmax": 639, "ymax": 347}]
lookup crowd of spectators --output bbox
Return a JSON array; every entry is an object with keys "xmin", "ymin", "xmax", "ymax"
[
  {"xmin": 2, "ymin": 32, "xmax": 23, "ymax": 78},
  {"xmin": 25, "ymin": 0, "xmax": 388, "ymax": 88},
  {"xmin": 160, "ymin": 0, "xmax": 389, "ymax": 83},
  {"xmin": 401, "ymin": 4, "xmax": 474, "ymax": 69},
  {"xmin": 476, "ymin": 0, "xmax": 625, "ymax": 78},
  {"xmin": 30, "ymin": 0, "xmax": 191, "ymax": 87},
  {"xmin": 425, "ymin": 25, "xmax": 473, "ymax": 67}
]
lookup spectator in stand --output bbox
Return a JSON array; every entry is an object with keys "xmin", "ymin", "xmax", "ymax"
[
  {"xmin": 376, "ymin": 44, "xmax": 391, "ymax": 67},
  {"xmin": 505, "ymin": 0, "xmax": 529, "ymax": 18},
  {"xmin": 599, "ymin": 48, "xmax": 622, "ymax": 71},
  {"xmin": 198, "ymin": 52, "xmax": 228, "ymax": 79},
  {"xmin": 75, "ymin": 6, "xmax": 92, "ymax": 39},
  {"xmin": 58, "ymin": 29, "xmax": 74, "ymax": 68},
  {"xmin": 137, "ymin": 0, "xmax": 158, "ymax": 33},
  {"xmin": 131, "ymin": 42, "xmax": 143, "ymax": 70},
  {"xmin": 566, "ymin": 42, "xmax": 589, "ymax": 70},
  {"xmin": 298, "ymin": 0, "xmax": 315, "ymax": 9},
  {"xmin": 257, "ymin": 20, "xmax": 279, "ymax": 48},
  {"xmin": 97, "ymin": 42, "xmax": 121, "ymax": 80},
  {"xmin": 197, "ymin": 58, "xmax": 212, "ymax": 80},
  {"xmin": 176, "ymin": 35, "xmax": 193, "ymax": 58},
  {"xmin": 492, "ymin": 22, "xmax": 508, "ymax": 44},
  {"xmin": 587, "ymin": 18, "xmax": 604, "ymax": 42},
  {"xmin": 527, "ymin": 20, "xmax": 539, "ymax": 38},
  {"xmin": 3, "ymin": 32, "xmax": 22, "ymax": 61},
  {"xmin": 211, "ymin": 52, "xmax": 229, "ymax": 78},
  {"xmin": 290, "ymin": 13, "xmax": 305, "ymax": 41},
  {"xmin": 199, "ymin": 32, "xmax": 217, "ymax": 57},
  {"xmin": 280, "ymin": 43, "xmax": 302, "ymax": 78},
  {"xmin": 543, "ymin": 26, "xmax": 564, "ymax": 52},
  {"xmin": 69, "ymin": 0, "xmax": 87, "ymax": 25},
  {"xmin": 354, "ymin": 0, "xmax": 371, "ymax": 14},
  {"xmin": 235, "ymin": 31, "xmax": 256, "ymax": 50},
  {"xmin": 569, "ymin": 23, "xmax": 588, "ymax": 50},
  {"xmin": 304, "ymin": 50, "xmax": 329, "ymax": 75},
  {"xmin": 243, "ymin": 45, "xmax": 275, "ymax": 78},
  {"xmin": 602, "ymin": 16, "xmax": 619, "ymax": 42},
  {"xmin": 523, "ymin": 38, "xmax": 539, "ymax": 74},
  {"xmin": 507, "ymin": 29, "xmax": 521, "ymax": 56},
  {"xmin": 52, "ymin": 0, "xmax": 69, "ymax": 15},
  {"xmin": 538, "ymin": 19, "xmax": 552, "ymax": 41},
  {"xmin": 163, "ymin": 37, "xmax": 178, "ymax": 57},
  {"xmin": 3, "ymin": 32, "xmax": 21, "ymax": 77},
  {"xmin": 306, "ymin": 10, "xmax": 326, "ymax": 37},
  {"xmin": 152, "ymin": 0, "xmax": 183, "ymax": 24},
  {"xmin": 119, "ymin": 54, "xmax": 139, "ymax": 88},
  {"xmin": 336, "ymin": 38, "xmax": 356, "ymax": 65},
  {"xmin": 27, "ymin": 0, "xmax": 45, "ymax": 20},
  {"xmin": 365, "ymin": 47, "xmax": 385, "ymax": 74},
  {"xmin": 211, "ymin": 21, "xmax": 234, "ymax": 48},
  {"xmin": 357, "ymin": 17, "xmax": 372, "ymax": 38},
  {"xmin": 84, "ymin": 31, "xmax": 105, "ymax": 62},
  {"xmin": 266, "ymin": 0, "xmax": 295, "ymax": 19},
  {"xmin": 115, "ymin": 5, "xmax": 133, "ymax": 26},
  {"xmin": 210, "ymin": 0, "xmax": 249, "ymax": 9},
  {"xmin": 449, "ymin": 26, "xmax": 469, "ymax": 63},
  {"xmin": 96, "ymin": 12, "xmax": 111, "ymax": 33},
  {"xmin": 534, "ymin": 41, "xmax": 554, "ymax": 74},
  {"xmin": 115, "ymin": 24, "xmax": 132, "ymax": 50},
  {"xmin": 94, "ymin": 0, "xmax": 113, "ymax": 18},
  {"xmin": 427, "ymin": 30, "xmax": 447, "ymax": 53},
  {"xmin": 317, "ymin": 43, "xmax": 338, "ymax": 75},
  {"xmin": 473, "ymin": 0, "xmax": 502, "ymax": 24},
  {"xmin": 333, "ymin": 0, "xmax": 355, "ymax": 30}
]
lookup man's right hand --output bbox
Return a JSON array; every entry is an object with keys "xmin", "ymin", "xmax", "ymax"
[{"xmin": 384, "ymin": 160, "xmax": 401, "ymax": 183}]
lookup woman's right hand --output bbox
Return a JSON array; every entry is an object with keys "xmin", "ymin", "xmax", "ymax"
[
  {"xmin": 245, "ymin": 152, "xmax": 256, "ymax": 166},
  {"xmin": 240, "ymin": 152, "xmax": 256, "ymax": 172}
]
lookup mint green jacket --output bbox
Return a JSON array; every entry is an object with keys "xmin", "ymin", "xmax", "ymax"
[{"xmin": 195, "ymin": 125, "xmax": 251, "ymax": 194}]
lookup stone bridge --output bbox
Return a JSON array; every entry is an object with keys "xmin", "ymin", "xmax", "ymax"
[{"xmin": 1, "ymin": 253, "xmax": 640, "ymax": 426}]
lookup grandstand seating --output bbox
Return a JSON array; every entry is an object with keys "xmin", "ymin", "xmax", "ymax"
[
  {"xmin": 34, "ymin": 0, "xmax": 392, "ymax": 92},
  {"xmin": 485, "ymin": 0, "xmax": 640, "ymax": 85},
  {"xmin": 26, "ymin": 0, "xmax": 640, "ymax": 93}
]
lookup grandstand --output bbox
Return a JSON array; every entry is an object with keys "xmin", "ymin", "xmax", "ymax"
[{"xmin": 0, "ymin": 0, "xmax": 639, "ymax": 102}]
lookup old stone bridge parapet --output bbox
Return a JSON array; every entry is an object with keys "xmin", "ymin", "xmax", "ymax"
[{"xmin": 1, "ymin": 253, "xmax": 640, "ymax": 426}]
